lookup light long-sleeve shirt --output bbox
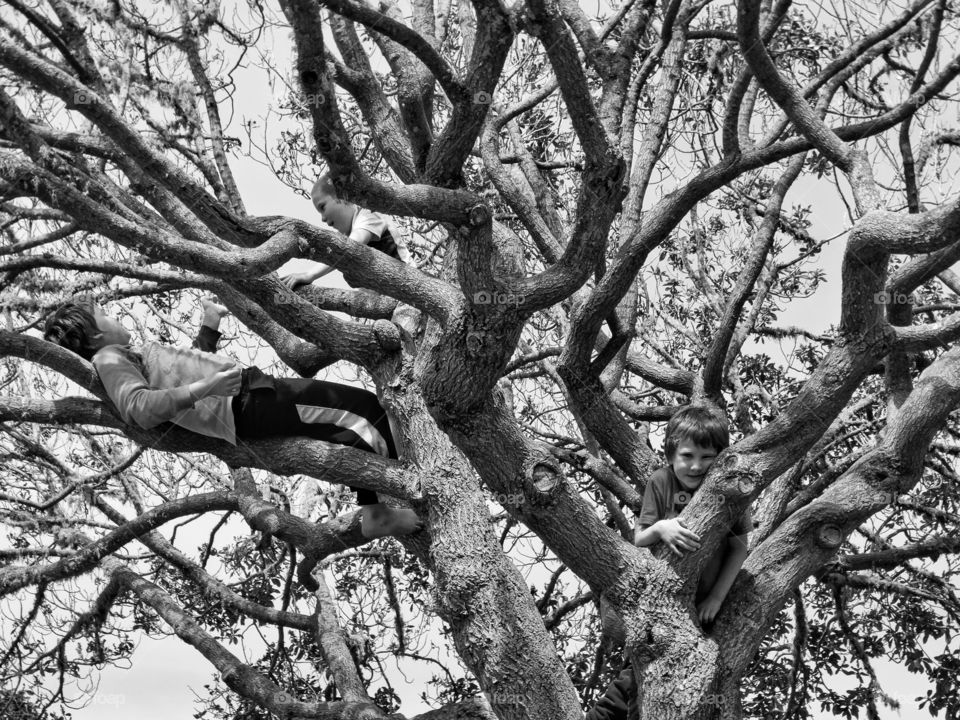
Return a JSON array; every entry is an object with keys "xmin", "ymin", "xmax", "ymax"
[{"xmin": 92, "ymin": 326, "xmax": 240, "ymax": 444}]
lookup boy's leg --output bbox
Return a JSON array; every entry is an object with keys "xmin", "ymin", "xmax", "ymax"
[
  {"xmin": 277, "ymin": 378, "xmax": 420, "ymax": 538},
  {"xmin": 192, "ymin": 325, "xmax": 221, "ymax": 353},
  {"xmin": 194, "ymin": 297, "xmax": 228, "ymax": 351},
  {"xmin": 280, "ymin": 378, "xmax": 396, "ymax": 456},
  {"xmin": 233, "ymin": 374, "xmax": 420, "ymax": 537},
  {"xmin": 586, "ymin": 660, "xmax": 635, "ymax": 720}
]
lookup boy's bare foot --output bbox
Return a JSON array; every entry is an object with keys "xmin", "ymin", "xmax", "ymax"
[
  {"xmin": 201, "ymin": 296, "xmax": 229, "ymax": 326},
  {"xmin": 359, "ymin": 504, "xmax": 423, "ymax": 539}
]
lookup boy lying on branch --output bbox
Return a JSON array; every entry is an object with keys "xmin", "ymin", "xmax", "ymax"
[{"xmin": 42, "ymin": 295, "xmax": 422, "ymax": 541}]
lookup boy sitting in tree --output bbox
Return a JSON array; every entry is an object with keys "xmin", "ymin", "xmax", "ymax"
[
  {"xmin": 280, "ymin": 173, "xmax": 409, "ymax": 290},
  {"xmin": 42, "ymin": 295, "xmax": 421, "ymax": 540},
  {"xmin": 588, "ymin": 405, "xmax": 752, "ymax": 720}
]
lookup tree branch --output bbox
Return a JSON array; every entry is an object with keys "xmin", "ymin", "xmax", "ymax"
[
  {"xmin": 737, "ymin": 0, "xmax": 852, "ymax": 171},
  {"xmin": 106, "ymin": 558, "xmax": 384, "ymax": 719},
  {"xmin": 0, "ymin": 491, "xmax": 238, "ymax": 598},
  {"xmin": 319, "ymin": 0, "xmax": 466, "ymax": 104}
]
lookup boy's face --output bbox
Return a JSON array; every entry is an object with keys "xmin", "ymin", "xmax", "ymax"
[
  {"xmin": 669, "ymin": 440, "xmax": 719, "ymax": 491},
  {"xmin": 91, "ymin": 304, "xmax": 131, "ymax": 347},
  {"xmin": 310, "ymin": 187, "xmax": 355, "ymax": 235}
]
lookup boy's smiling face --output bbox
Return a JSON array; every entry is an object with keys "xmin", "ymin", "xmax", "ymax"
[{"xmin": 670, "ymin": 439, "xmax": 719, "ymax": 491}]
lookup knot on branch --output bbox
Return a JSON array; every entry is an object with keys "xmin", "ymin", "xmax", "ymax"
[
  {"xmin": 625, "ymin": 621, "xmax": 665, "ymax": 665},
  {"xmin": 815, "ymin": 523, "xmax": 844, "ymax": 549},
  {"xmin": 468, "ymin": 203, "xmax": 491, "ymax": 226},
  {"xmin": 372, "ymin": 319, "xmax": 402, "ymax": 351},
  {"xmin": 465, "ymin": 328, "xmax": 487, "ymax": 357},
  {"xmin": 439, "ymin": 566, "xmax": 488, "ymax": 618},
  {"xmin": 715, "ymin": 453, "xmax": 759, "ymax": 497},
  {"xmin": 521, "ymin": 456, "xmax": 564, "ymax": 506}
]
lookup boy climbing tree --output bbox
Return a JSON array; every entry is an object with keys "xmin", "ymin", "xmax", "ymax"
[
  {"xmin": 588, "ymin": 405, "xmax": 752, "ymax": 720},
  {"xmin": 280, "ymin": 173, "xmax": 409, "ymax": 290}
]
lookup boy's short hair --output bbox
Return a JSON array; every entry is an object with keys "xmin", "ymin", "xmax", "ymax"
[
  {"xmin": 311, "ymin": 173, "xmax": 337, "ymax": 199},
  {"xmin": 43, "ymin": 299, "xmax": 102, "ymax": 361},
  {"xmin": 663, "ymin": 405, "xmax": 729, "ymax": 460}
]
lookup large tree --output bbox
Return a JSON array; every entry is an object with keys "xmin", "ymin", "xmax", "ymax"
[{"xmin": 1, "ymin": 0, "xmax": 960, "ymax": 718}]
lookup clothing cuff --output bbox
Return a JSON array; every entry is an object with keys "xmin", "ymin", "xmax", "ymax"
[
  {"xmin": 170, "ymin": 384, "xmax": 198, "ymax": 411},
  {"xmin": 198, "ymin": 324, "xmax": 222, "ymax": 343}
]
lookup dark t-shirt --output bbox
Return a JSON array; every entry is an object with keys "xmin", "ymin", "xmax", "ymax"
[{"xmin": 638, "ymin": 466, "xmax": 752, "ymax": 602}]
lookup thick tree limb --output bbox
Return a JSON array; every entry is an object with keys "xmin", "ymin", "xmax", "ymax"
[
  {"xmin": 422, "ymin": 0, "xmax": 513, "ymax": 186},
  {"xmin": 0, "ymin": 393, "xmax": 418, "ymax": 502},
  {"xmin": 524, "ymin": 0, "xmax": 613, "ymax": 163},
  {"xmin": 285, "ymin": 218, "xmax": 457, "ymax": 320},
  {"xmin": 319, "ymin": 0, "xmax": 465, "ymax": 104},
  {"xmin": 737, "ymin": 0, "xmax": 851, "ymax": 171},
  {"xmin": 479, "ymin": 117, "xmax": 560, "ymax": 262},
  {"xmin": 326, "ymin": 13, "xmax": 417, "ymax": 181},
  {"xmin": 280, "ymin": 0, "xmax": 478, "ymax": 223},
  {"xmin": 313, "ymin": 575, "xmax": 371, "ymax": 702},
  {"xmin": 838, "ymin": 534, "xmax": 960, "ymax": 571}
]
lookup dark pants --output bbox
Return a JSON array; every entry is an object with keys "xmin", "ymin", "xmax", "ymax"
[
  {"xmin": 231, "ymin": 367, "xmax": 395, "ymax": 505},
  {"xmin": 586, "ymin": 660, "xmax": 637, "ymax": 720}
]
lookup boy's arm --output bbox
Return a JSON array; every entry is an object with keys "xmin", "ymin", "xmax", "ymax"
[
  {"xmin": 280, "ymin": 260, "xmax": 334, "ymax": 288},
  {"xmin": 633, "ymin": 524, "xmax": 661, "ymax": 546},
  {"xmin": 705, "ymin": 534, "xmax": 749, "ymax": 604},
  {"xmin": 348, "ymin": 227, "xmax": 378, "ymax": 246},
  {"xmin": 349, "ymin": 209, "xmax": 385, "ymax": 247},
  {"xmin": 695, "ymin": 533, "xmax": 749, "ymax": 625},
  {"xmin": 632, "ymin": 472, "xmax": 700, "ymax": 555},
  {"xmin": 633, "ymin": 474, "xmax": 663, "ymax": 545},
  {"xmin": 192, "ymin": 298, "xmax": 228, "ymax": 353}
]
